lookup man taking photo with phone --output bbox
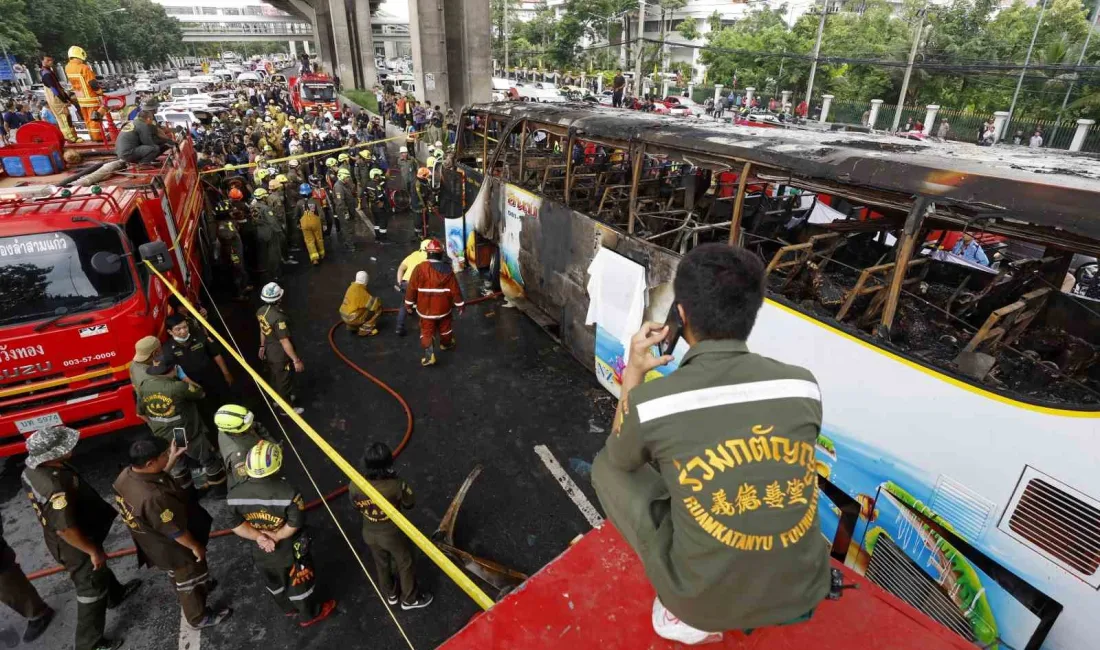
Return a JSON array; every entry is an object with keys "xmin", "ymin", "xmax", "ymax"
[{"xmin": 592, "ymin": 243, "xmax": 830, "ymax": 645}]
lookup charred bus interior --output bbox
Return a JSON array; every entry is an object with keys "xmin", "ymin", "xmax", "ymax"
[{"xmin": 457, "ymin": 103, "xmax": 1100, "ymax": 410}]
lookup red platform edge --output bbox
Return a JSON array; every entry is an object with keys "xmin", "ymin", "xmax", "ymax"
[{"xmin": 438, "ymin": 523, "xmax": 977, "ymax": 650}]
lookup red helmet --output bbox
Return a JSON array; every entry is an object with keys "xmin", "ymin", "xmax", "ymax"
[
  {"xmin": 424, "ymin": 238, "xmax": 444, "ymax": 254},
  {"xmin": 228, "ymin": 188, "xmax": 244, "ymax": 201}
]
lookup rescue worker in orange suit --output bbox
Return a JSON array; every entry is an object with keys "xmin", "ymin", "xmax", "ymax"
[
  {"xmin": 65, "ymin": 46, "xmax": 106, "ymax": 142},
  {"xmin": 340, "ymin": 271, "xmax": 382, "ymax": 337},
  {"xmin": 404, "ymin": 239, "xmax": 464, "ymax": 367}
]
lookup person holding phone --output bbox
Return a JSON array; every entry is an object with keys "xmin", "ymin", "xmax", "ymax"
[
  {"xmin": 591, "ymin": 244, "xmax": 830, "ymax": 645},
  {"xmin": 135, "ymin": 352, "xmax": 227, "ymax": 491},
  {"xmin": 113, "ymin": 438, "xmax": 231, "ymax": 630}
]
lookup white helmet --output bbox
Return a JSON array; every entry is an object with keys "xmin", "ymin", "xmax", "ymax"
[
  {"xmin": 288, "ymin": 159, "xmax": 300, "ymax": 168},
  {"xmin": 399, "ymin": 146, "xmax": 407, "ymax": 153},
  {"xmin": 261, "ymin": 282, "xmax": 284, "ymax": 303},
  {"xmin": 434, "ymin": 140, "xmax": 443, "ymax": 148}
]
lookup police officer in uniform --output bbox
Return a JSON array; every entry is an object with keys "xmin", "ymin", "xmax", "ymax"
[
  {"xmin": 213, "ymin": 405, "xmax": 279, "ymax": 490},
  {"xmin": 214, "ymin": 201, "xmax": 251, "ymax": 301},
  {"xmin": 115, "ymin": 110, "xmax": 176, "ymax": 164},
  {"xmin": 227, "ymin": 441, "xmax": 337, "ymax": 627},
  {"xmin": 164, "ymin": 313, "xmax": 234, "ymax": 428},
  {"xmin": 592, "ymin": 244, "xmax": 829, "ymax": 644},
  {"xmin": 332, "ymin": 167, "xmax": 358, "ymax": 250},
  {"xmin": 257, "ymin": 283, "xmax": 305, "ymax": 415},
  {"xmin": 113, "ymin": 438, "xmax": 231, "ymax": 630},
  {"xmin": 251, "ymin": 188, "xmax": 282, "ymax": 283},
  {"xmin": 350, "ymin": 442, "xmax": 432, "ymax": 609},
  {"xmin": 22, "ymin": 426, "xmax": 141, "ymax": 650},
  {"xmin": 136, "ymin": 352, "xmax": 227, "ymax": 491},
  {"xmin": 0, "ymin": 512, "xmax": 54, "ymax": 643}
]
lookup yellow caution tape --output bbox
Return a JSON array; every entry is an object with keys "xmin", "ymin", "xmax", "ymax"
[
  {"xmin": 143, "ymin": 260, "xmax": 496, "ymax": 611},
  {"xmin": 202, "ymin": 131, "xmax": 423, "ymax": 175}
]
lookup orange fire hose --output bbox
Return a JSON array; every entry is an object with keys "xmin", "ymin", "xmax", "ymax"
[{"xmin": 27, "ymin": 293, "xmax": 497, "ymax": 582}]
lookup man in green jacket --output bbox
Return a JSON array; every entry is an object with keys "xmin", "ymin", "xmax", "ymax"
[
  {"xmin": 136, "ymin": 352, "xmax": 226, "ymax": 490},
  {"xmin": 592, "ymin": 243, "xmax": 829, "ymax": 644}
]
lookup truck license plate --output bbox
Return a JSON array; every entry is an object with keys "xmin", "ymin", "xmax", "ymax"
[{"xmin": 15, "ymin": 412, "xmax": 63, "ymax": 434}]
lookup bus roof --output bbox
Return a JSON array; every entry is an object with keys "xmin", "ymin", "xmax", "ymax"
[{"xmin": 472, "ymin": 102, "xmax": 1100, "ymax": 243}]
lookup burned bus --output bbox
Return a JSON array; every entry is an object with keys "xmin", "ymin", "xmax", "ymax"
[{"xmin": 448, "ymin": 103, "xmax": 1099, "ymax": 650}]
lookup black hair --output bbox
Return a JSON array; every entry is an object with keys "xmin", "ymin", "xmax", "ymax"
[
  {"xmin": 361, "ymin": 441, "xmax": 396, "ymax": 480},
  {"xmin": 130, "ymin": 437, "xmax": 167, "ymax": 466},
  {"xmin": 165, "ymin": 313, "xmax": 186, "ymax": 329},
  {"xmin": 673, "ymin": 243, "xmax": 765, "ymax": 342}
]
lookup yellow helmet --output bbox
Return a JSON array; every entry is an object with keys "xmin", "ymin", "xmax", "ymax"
[
  {"xmin": 275, "ymin": 174, "xmax": 289, "ymax": 185},
  {"xmin": 325, "ymin": 157, "xmax": 337, "ymax": 168},
  {"xmin": 338, "ymin": 153, "xmax": 350, "ymax": 162},
  {"xmin": 269, "ymin": 178, "xmax": 283, "ymax": 191},
  {"xmin": 253, "ymin": 187, "xmax": 269, "ymax": 199},
  {"xmin": 214, "ymin": 404, "xmax": 253, "ymax": 434},
  {"xmin": 68, "ymin": 46, "xmax": 87, "ymax": 61},
  {"xmin": 245, "ymin": 440, "xmax": 283, "ymax": 478},
  {"xmin": 255, "ymin": 168, "xmax": 269, "ymax": 181},
  {"xmin": 358, "ymin": 150, "xmax": 372, "ymax": 160}
]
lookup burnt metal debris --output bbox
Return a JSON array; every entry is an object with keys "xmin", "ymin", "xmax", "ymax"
[{"xmin": 432, "ymin": 465, "xmax": 529, "ymax": 598}]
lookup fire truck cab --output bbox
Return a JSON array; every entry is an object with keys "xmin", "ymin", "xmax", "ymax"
[
  {"xmin": 0, "ymin": 131, "xmax": 203, "ymax": 456},
  {"xmin": 290, "ymin": 73, "xmax": 341, "ymax": 119}
]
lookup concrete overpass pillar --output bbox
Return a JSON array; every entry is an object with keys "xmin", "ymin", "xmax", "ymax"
[
  {"xmin": 290, "ymin": 41, "xmax": 298, "ymax": 58},
  {"xmin": 442, "ymin": 0, "xmax": 491, "ymax": 108},
  {"xmin": 409, "ymin": 0, "xmax": 449, "ymax": 106},
  {"xmin": 312, "ymin": 1, "xmax": 336, "ymax": 76},
  {"xmin": 327, "ymin": 0, "xmax": 357, "ymax": 89},
  {"xmin": 352, "ymin": 0, "xmax": 378, "ymax": 89},
  {"xmin": 304, "ymin": 40, "xmax": 311, "ymax": 55}
]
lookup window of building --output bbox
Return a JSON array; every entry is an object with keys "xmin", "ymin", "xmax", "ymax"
[
  {"xmin": 244, "ymin": 6, "xmax": 262, "ymax": 15},
  {"xmin": 165, "ymin": 6, "xmax": 194, "ymax": 15},
  {"xmin": 222, "ymin": 7, "xmax": 241, "ymax": 15},
  {"xmin": 200, "ymin": 7, "xmax": 217, "ymax": 15}
]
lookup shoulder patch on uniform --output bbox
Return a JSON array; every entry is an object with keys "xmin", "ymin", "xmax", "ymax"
[
  {"xmin": 293, "ymin": 494, "xmax": 305, "ymax": 510},
  {"xmin": 160, "ymin": 509, "xmax": 174, "ymax": 523},
  {"xmin": 277, "ymin": 321, "xmax": 287, "ymax": 330},
  {"xmin": 50, "ymin": 493, "xmax": 68, "ymax": 510},
  {"xmin": 188, "ymin": 383, "xmax": 200, "ymax": 392}
]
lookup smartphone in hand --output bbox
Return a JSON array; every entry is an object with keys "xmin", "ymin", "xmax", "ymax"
[
  {"xmin": 172, "ymin": 427, "xmax": 187, "ymax": 449},
  {"xmin": 659, "ymin": 302, "xmax": 682, "ymax": 357}
]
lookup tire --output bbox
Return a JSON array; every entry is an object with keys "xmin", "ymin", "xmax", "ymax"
[{"xmin": 391, "ymin": 189, "xmax": 411, "ymax": 212}]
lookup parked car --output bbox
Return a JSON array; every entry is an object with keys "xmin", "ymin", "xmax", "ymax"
[
  {"xmin": 660, "ymin": 96, "xmax": 700, "ymax": 117},
  {"xmin": 135, "ymin": 79, "xmax": 156, "ymax": 93}
]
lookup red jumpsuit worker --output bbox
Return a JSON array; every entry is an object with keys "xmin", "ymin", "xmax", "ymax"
[{"xmin": 404, "ymin": 239, "xmax": 464, "ymax": 367}]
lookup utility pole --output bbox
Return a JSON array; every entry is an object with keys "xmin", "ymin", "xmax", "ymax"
[
  {"xmin": 891, "ymin": 7, "xmax": 926, "ymax": 132},
  {"xmin": 503, "ymin": 0, "xmax": 510, "ymax": 78},
  {"xmin": 634, "ymin": 0, "xmax": 645, "ymax": 98},
  {"xmin": 1050, "ymin": 0, "xmax": 1099, "ymax": 144},
  {"xmin": 1005, "ymin": 0, "xmax": 1049, "ymax": 139},
  {"xmin": 804, "ymin": 2, "xmax": 829, "ymax": 112}
]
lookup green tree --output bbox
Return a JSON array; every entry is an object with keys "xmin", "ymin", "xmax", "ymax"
[
  {"xmin": 0, "ymin": 0, "xmax": 40, "ymax": 59},
  {"xmin": 677, "ymin": 16, "xmax": 700, "ymax": 42}
]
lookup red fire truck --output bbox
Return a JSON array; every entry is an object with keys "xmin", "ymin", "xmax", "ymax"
[
  {"xmin": 0, "ymin": 126, "xmax": 204, "ymax": 456},
  {"xmin": 289, "ymin": 73, "xmax": 341, "ymax": 119}
]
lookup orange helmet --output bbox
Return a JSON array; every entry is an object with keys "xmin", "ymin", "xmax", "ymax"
[
  {"xmin": 424, "ymin": 238, "xmax": 444, "ymax": 254},
  {"xmin": 228, "ymin": 188, "xmax": 244, "ymax": 201},
  {"xmin": 416, "ymin": 167, "xmax": 430, "ymax": 180}
]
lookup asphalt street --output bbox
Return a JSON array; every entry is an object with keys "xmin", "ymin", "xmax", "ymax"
[{"xmin": 0, "ymin": 205, "xmax": 616, "ymax": 650}]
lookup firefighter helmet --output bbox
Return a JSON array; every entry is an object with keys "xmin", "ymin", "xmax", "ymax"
[
  {"xmin": 214, "ymin": 405, "xmax": 254, "ymax": 435},
  {"xmin": 288, "ymin": 159, "xmax": 300, "ymax": 168},
  {"xmin": 68, "ymin": 46, "xmax": 87, "ymax": 61},
  {"xmin": 399, "ymin": 146, "xmax": 408, "ymax": 153},
  {"xmin": 245, "ymin": 440, "xmax": 283, "ymax": 478},
  {"xmin": 268, "ymin": 178, "xmax": 283, "ymax": 191},
  {"xmin": 369, "ymin": 168, "xmax": 384, "ymax": 180},
  {"xmin": 254, "ymin": 168, "xmax": 269, "ymax": 182},
  {"xmin": 325, "ymin": 157, "xmax": 337, "ymax": 168},
  {"xmin": 275, "ymin": 174, "xmax": 289, "ymax": 185},
  {"xmin": 416, "ymin": 167, "xmax": 430, "ymax": 180},
  {"xmin": 434, "ymin": 140, "xmax": 443, "ymax": 149},
  {"xmin": 299, "ymin": 183, "xmax": 312, "ymax": 196},
  {"xmin": 358, "ymin": 150, "xmax": 372, "ymax": 160},
  {"xmin": 261, "ymin": 282, "xmax": 284, "ymax": 303},
  {"xmin": 228, "ymin": 188, "xmax": 244, "ymax": 201},
  {"xmin": 426, "ymin": 156, "xmax": 437, "ymax": 168},
  {"xmin": 424, "ymin": 238, "xmax": 444, "ymax": 255},
  {"xmin": 253, "ymin": 187, "xmax": 269, "ymax": 199},
  {"xmin": 338, "ymin": 152, "xmax": 350, "ymax": 162},
  {"xmin": 337, "ymin": 168, "xmax": 352, "ymax": 181}
]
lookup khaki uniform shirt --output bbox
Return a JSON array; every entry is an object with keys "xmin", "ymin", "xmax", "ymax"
[
  {"xmin": 227, "ymin": 476, "xmax": 305, "ymax": 566},
  {"xmin": 114, "ymin": 468, "xmax": 212, "ymax": 570},
  {"xmin": 136, "ymin": 375, "xmax": 207, "ymax": 442},
  {"xmin": 22, "ymin": 463, "xmax": 117, "ymax": 564},
  {"xmin": 606, "ymin": 339, "xmax": 830, "ymax": 632},
  {"xmin": 129, "ymin": 360, "xmax": 153, "ymax": 392},
  {"xmin": 349, "ymin": 476, "xmax": 414, "ymax": 540},
  {"xmin": 257, "ymin": 305, "xmax": 291, "ymax": 363}
]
